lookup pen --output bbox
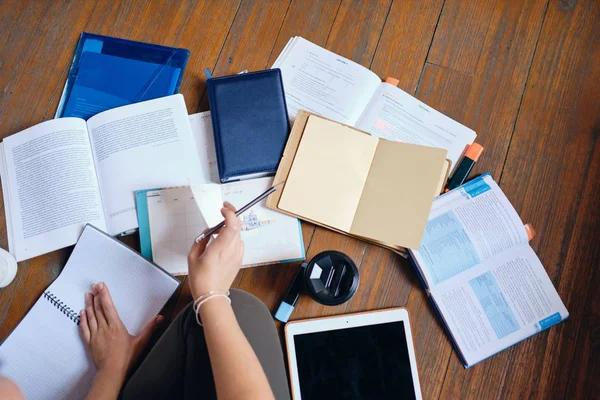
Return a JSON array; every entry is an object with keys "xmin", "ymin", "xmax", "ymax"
[
  {"xmin": 445, "ymin": 143, "xmax": 484, "ymax": 192},
  {"xmin": 195, "ymin": 182, "xmax": 284, "ymax": 243}
]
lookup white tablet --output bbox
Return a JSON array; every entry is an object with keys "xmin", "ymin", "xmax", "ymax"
[{"xmin": 285, "ymin": 308, "xmax": 422, "ymax": 399}]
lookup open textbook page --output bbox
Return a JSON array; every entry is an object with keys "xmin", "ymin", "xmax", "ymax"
[
  {"xmin": 0, "ymin": 118, "xmax": 106, "ymax": 261},
  {"xmin": 355, "ymin": 83, "xmax": 476, "ymax": 171},
  {"xmin": 272, "ymin": 36, "xmax": 381, "ymax": 125},
  {"xmin": 273, "ymin": 37, "xmax": 476, "ymax": 172},
  {"xmin": 411, "ymin": 174, "xmax": 529, "ymax": 286},
  {"xmin": 429, "ymin": 245, "xmax": 568, "ymax": 367},
  {"xmin": 188, "ymin": 111, "xmax": 223, "ymax": 227},
  {"xmin": 86, "ymin": 94, "xmax": 203, "ymax": 235},
  {"xmin": 409, "ymin": 174, "xmax": 568, "ymax": 367}
]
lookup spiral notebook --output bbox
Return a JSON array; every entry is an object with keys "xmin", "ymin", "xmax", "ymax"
[{"xmin": 0, "ymin": 225, "xmax": 179, "ymax": 400}]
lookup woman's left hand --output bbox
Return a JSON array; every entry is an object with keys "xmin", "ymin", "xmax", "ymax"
[{"xmin": 80, "ymin": 282, "xmax": 162, "ymax": 378}]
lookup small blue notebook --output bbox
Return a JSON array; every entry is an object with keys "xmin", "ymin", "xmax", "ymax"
[
  {"xmin": 206, "ymin": 69, "xmax": 290, "ymax": 183},
  {"xmin": 57, "ymin": 33, "xmax": 189, "ymax": 120}
]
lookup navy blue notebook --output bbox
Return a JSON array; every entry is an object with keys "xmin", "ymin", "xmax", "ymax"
[
  {"xmin": 57, "ymin": 33, "xmax": 189, "ymax": 120},
  {"xmin": 206, "ymin": 69, "xmax": 290, "ymax": 183}
]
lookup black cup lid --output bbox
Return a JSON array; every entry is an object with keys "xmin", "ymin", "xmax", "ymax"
[{"xmin": 304, "ymin": 250, "xmax": 359, "ymax": 306}]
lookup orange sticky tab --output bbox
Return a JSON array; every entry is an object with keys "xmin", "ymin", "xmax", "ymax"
[
  {"xmin": 465, "ymin": 143, "xmax": 484, "ymax": 161},
  {"xmin": 524, "ymin": 223, "xmax": 536, "ymax": 241},
  {"xmin": 385, "ymin": 77, "xmax": 399, "ymax": 86}
]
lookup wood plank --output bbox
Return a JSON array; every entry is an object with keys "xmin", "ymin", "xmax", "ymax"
[
  {"xmin": 195, "ymin": 0, "xmax": 292, "ymax": 112},
  {"xmin": 563, "ymin": 145, "xmax": 600, "ymax": 400},
  {"xmin": 228, "ymin": 0, "xmax": 347, "ymax": 310},
  {"xmin": 325, "ymin": 0, "xmax": 392, "ymax": 67},
  {"xmin": 427, "ymin": 0, "xmax": 495, "ymax": 74},
  {"xmin": 0, "ymin": 1, "xmax": 49, "ymax": 97},
  {"xmin": 418, "ymin": 0, "xmax": 549, "ymax": 179},
  {"xmin": 266, "ymin": 0, "xmax": 341, "ymax": 66},
  {"xmin": 173, "ymin": 0, "xmax": 347, "ymax": 315},
  {"xmin": 405, "ymin": 1, "xmax": 550, "ymax": 398},
  {"xmin": 369, "ymin": 0, "xmax": 445, "ymax": 93},
  {"xmin": 491, "ymin": 0, "xmax": 600, "ymax": 398},
  {"xmin": 170, "ymin": 0, "xmax": 242, "ymax": 113},
  {"xmin": 240, "ymin": 0, "xmax": 344, "ymax": 315},
  {"xmin": 0, "ymin": 0, "xmax": 97, "ymax": 134}
]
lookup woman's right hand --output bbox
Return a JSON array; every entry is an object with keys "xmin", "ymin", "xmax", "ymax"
[{"xmin": 188, "ymin": 202, "xmax": 244, "ymax": 300}]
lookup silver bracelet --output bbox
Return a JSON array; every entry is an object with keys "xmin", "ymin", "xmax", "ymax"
[{"xmin": 193, "ymin": 291, "xmax": 231, "ymax": 326}]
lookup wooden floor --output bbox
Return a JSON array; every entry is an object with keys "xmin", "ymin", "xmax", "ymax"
[{"xmin": 0, "ymin": 0, "xmax": 598, "ymax": 398}]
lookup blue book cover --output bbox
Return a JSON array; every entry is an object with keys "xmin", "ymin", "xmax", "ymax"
[
  {"xmin": 62, "ymin": 52, "xmax": 180, "ymax": 120},
  {"xmin": 206, "ymin": 69, "xmax": 290, "ymax": 183},
  {"xmin": 57, "ymin": 32, "xmax": 189, "ymax": 120}
]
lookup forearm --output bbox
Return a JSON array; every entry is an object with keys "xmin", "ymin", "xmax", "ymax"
[
  {"xmin": 85, "ymin": 369, "xmax": 125, "ymax": 400},
  {"xmin": 200, "ymin": 297, "xmax": 274, "ymax": 400}
]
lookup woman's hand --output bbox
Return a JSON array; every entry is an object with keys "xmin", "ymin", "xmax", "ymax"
[
  {"xmin": 80, "ymin": 282, "xmax": 162, "ymax": 378},
  {"xmin": 188, "ymin": 202, "xmax": 244, "ymax": 299}
]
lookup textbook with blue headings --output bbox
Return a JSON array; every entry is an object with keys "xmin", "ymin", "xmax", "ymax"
[{"xmin": 408, "ymin": 174, "xmax": 568, "ymax": 368}]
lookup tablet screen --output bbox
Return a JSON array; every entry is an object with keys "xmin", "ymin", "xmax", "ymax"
[{"xmin": 293, "ymin": 321, "xmax": 416, "ymax": 399}]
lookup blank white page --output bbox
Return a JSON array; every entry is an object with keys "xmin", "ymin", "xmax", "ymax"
[
  {"xmin": 0, "ymin": 297, "xmax": 95, "ymax": 399},
  {"xmin": 49, "ymin": 225, "xmax": 179, "ymax": 334},
  {"xmin": 0, "ymin": 225, "xmax": 179, "ymax": 399}
]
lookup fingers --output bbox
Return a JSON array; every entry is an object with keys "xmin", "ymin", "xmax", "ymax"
[
  {"xmin": 92, "ymin": 285, "xmax": 108, "ymax": 328},
  {"xmin": 85, "ymin": 292, "xmax": 98, "ymax": 333},
  {"xmin": 189, "ymin": 229, "xmax": 210, "ymax": 260},
  {"xmin": 93, "ymin": 282, "xmax": 121, "ymax": 326},
  {"xmin": 215, "ymin": 206, "xmax": 242, "ymax": 243},
  {"xmin": 223, "ymin": 201, "xmax": 236, "ymax": 212},
  {"xmin": 80, "ymin": 309, "xmax": 90, "ymax": 344}
]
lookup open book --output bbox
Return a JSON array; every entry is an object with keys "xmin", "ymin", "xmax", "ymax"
[
  {"xmin": 0, "ymin": 225, "xmax": 179, "ymax": 399},
  {"xmin": 276, "ymin": 114, "xmax": 447, "ymax": 250},
  {"xmin": 408, "ymin": 174, "xmax": 569, "ymax": 367},
  {"xmin": 273, "ymin": 36, "xmax": 477, "ymax": 171},
  {"xmin": 144, "ymin": 178, "xmax": 305, "ymax": 275},
  {"xmin": 0, "ymin": 94, "xmax": 202, "ymax": 261}
]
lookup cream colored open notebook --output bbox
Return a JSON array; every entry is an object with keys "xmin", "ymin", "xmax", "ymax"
[{"xmin": 271, "ymin": 113, "xmax": 448, "ymax": 250}]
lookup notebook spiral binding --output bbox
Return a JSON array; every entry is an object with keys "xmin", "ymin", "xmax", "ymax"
[{"xmin": 43, "ymin": 291, "xmax": 80, "ymax": 325}]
